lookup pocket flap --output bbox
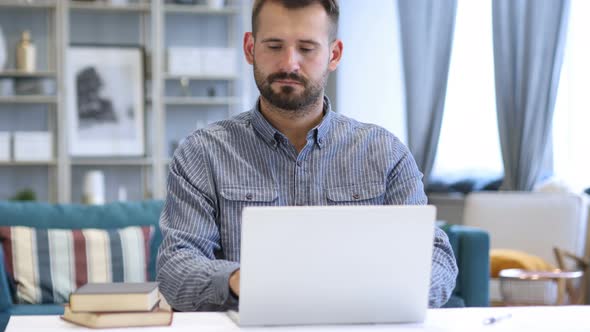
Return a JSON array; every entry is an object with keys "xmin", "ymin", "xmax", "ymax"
[
  {"xmin": 326, "ymin": 183, "xmax": 385, "ymax": 202},
  {"xmin": 220, "ymin": 187, "xmax": 278, "ymax": 202}
]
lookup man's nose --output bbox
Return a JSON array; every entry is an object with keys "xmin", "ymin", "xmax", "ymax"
[{"xmin": 279, "ymin": 47, "xmax": 301, "ymax": 73}]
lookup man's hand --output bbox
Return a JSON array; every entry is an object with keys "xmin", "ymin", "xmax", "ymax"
[{"xmin": 229, "ymin": 269, "xmax": 240, "ymax": 297}]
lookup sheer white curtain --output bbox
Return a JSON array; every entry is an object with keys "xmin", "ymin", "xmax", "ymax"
[
  {"xmin": 431, "ymin": 0, "xmax": 503, "ymax": 182},
  {"xmin": 553, "ymin": 0, "xmax": 590, "ymax": 193}
]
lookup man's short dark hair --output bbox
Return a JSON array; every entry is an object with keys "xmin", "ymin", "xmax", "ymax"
[{"xmin": 252, "ymin": 0, "xmax": 339, "ymax": 41}]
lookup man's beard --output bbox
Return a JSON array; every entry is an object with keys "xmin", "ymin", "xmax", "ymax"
[{"xmin": 254, "ymin": 62, "xmax": 327, "ymax": 113}]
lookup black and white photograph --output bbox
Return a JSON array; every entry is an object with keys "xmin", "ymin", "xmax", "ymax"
[{"xmin": 67, "ymin": 46, "xmax": 144, "ymax": 156}]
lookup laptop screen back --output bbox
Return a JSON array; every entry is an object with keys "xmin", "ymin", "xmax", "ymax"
[{"xmin": 237, "ymin": 205, "xmax": 436, "ymax": 326}]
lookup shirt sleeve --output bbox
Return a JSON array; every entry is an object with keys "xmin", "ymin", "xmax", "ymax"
[
  {"xmin": 156, "ymin": 134, "xmax": 239, "ymax": 312},
  {"xmin": 384, "ymin": 143, "xmax": 458, "ymax": 308}
]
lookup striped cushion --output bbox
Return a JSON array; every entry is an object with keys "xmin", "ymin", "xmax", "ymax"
[{"xmin": 0, "ymin": 225, "xmax": 154, "ymax": 304}]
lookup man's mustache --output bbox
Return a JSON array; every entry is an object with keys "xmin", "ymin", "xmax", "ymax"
[{"xmin": 267, "ymin": 72, "xmax": 306, "ymax": 84}]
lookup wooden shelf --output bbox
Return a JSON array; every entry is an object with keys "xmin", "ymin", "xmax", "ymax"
[
  {"xmin": 0, "ymin": 71, "xmax": 56, "ymax": 78},
  {"xmin": 164, "ymin": 4, "xmax": 239, "ymax": 15},
  {"xmin": 0, "ymin": 96, "xmax": 57, "ymax": 104},
  {"xmin": 164, "ymin": 73, "xmax": 238, "ymax": 81},
  {"xmin": 0, "ymin": 0, "xmax": 57, "ymax": 9},
  {"xmin": 71, "ymin": 158, "xmax": 152, "ymax": 166},
  {"xmin": 69, "ymin": 1, "xmax": 150, "ymax": 13},
  {"xmin": 0, "ymin": 160, "xmax": 57, "ymax": 166}
]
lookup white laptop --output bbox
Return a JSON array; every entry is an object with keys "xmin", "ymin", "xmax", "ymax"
[{"xmin": 228, "ymin": 205, "xmax": 436, "ymax": 326}]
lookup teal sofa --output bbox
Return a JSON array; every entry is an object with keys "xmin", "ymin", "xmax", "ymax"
[
  {"xmin": 0, "ymin": 201, "xmax": 489, "ymax": 330},
  {"xmin": 0, "ymin": 200, "xmax": 164, "ymax": 330}
]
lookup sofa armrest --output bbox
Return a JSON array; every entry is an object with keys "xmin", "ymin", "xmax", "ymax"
[
  {"xmin": 0, "ymin": 245, "xmax": 13, "ymax": 312},
  {"xmin": 444, "ymin": 225, "xmax": 490, "ymax": 307}
]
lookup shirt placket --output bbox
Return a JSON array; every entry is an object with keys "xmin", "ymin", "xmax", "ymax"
[{"xmin": 293, "ymin": 143, "xmax": 313, "ymax": 206}]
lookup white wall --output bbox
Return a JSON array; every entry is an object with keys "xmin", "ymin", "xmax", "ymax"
[{"xmin": 336, "ymin": 0, "xmax": 407, "ymax": 144}]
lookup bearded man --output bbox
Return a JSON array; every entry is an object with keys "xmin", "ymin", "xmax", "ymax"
[{"xmin": 156, "ymin": 0, "xmax": 458, "ymax": 311}]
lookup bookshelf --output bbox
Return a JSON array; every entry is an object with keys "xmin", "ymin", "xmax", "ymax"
[{"xmin": 0, "ymin": 0, "xmax": 250, "ymax": 203}]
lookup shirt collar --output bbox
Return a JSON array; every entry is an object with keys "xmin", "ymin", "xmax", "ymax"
[{"xmin": 249, "ymin": 96, "xmax": 334, "ymax": 149}]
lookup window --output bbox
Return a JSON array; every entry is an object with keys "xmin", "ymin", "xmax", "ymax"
[
  {"xmin": 552, "ymin": 0, "xmax": 590, "ymax": 193},
  {"xmin": 431, "ymin": 0, "xmax": 503, "ymax": 183}
]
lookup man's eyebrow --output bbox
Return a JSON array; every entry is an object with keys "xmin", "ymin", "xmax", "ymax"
[
  {"xmin": 261, "ymin": 38, "xmax": 283, "ymax": 43},
  {"xmin": 299, "ymin": 39, "xmax": 321, "ymax": 46},
  {"xmin": 259, "ymin": 38, "xmax": 321, "ymax": 46}
]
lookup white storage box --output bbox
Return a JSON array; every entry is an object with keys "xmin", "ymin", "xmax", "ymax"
[
  {"xmin": 167, "ymin": 47, "xmax": 203, "ymax": 75},
  {"xmin": 0, "ymin": 132, "xmax": 10, "ymax": 161},
  {"xmin": 13, "ymin": 131, "xmax": 53, "ymax": 162},
  {"xmin": 201, "ymin": 47, "xmax": 237, "ymax": 76}
]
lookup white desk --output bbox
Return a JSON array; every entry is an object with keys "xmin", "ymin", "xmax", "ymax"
[{"xmin": 6, "ymin": 306, "xmax": 590, "ymax": 332}]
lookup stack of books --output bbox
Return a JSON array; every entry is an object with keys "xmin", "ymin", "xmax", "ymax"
[{"xmin": 61, "ymin": 282, "xmax": 173, "ymax": 329}]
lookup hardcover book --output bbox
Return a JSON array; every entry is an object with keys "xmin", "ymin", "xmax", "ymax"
[
  {"xmin": 61, "ymin": 304, "xmax": 173, "ymax": 329},
  {"xmin": 69, "ymin": 282, "xmax": 160, "ymax": 312}
]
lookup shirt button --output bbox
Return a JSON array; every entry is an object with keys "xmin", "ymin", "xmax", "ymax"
[
  {"xmin": 318, "ymin": 138, "xmax": 323, "ymax": 144},
  {"xmin": 352, "ymin": 194, "xmax": 360, "ymax": 200},
  {"xmin": 296, "ymin": 161, "xmax": 302, "ymax": 167},
  {"xmin": 245, "ymin": 193, "xmax": 253, "ymax": 201}
]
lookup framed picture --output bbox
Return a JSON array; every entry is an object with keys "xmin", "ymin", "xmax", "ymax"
[{"xmin": 67, "ymin": 45, "xmax": 145, "ymax": 157}]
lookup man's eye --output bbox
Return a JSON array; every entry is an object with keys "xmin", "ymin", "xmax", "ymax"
[
  {"xmin": 268, "ymin": 45, "xmax": 281, "ymax": 50},
  {"xmin": 300, "ymin": 48, "xmax": 313, "ymax": 53}
]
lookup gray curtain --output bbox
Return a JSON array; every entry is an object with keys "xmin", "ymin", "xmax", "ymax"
[
  {"xmin": 492, "ymin": 0, "xmax": 570, "ymax": 190},
  {"xmin": 397, "ymin": 0, "xmax": 457, "ymax": 186}
]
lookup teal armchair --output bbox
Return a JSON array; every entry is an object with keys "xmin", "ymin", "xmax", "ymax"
[{"xmin": 442, "ymin": 224, "xmax": 490, "ymax": 307}]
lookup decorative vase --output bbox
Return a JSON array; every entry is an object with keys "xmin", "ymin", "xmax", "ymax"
[
  {"xmin": 16, "ymin": 30, "xmax": 36, "ymax": 73},
  {"xmin": 83, "ymin": 170, "xmax": 106, "ymax": 205}
]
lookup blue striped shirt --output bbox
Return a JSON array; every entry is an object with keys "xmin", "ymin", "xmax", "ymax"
[{"xmin": 157, "ymin": 98, "xmax": 458, "ymax": 311}]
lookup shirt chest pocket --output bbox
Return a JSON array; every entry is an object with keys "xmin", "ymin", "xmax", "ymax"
[
  {"xmin": 326, "ymin": 182, "xmax": 386, "ymax": 205},
  {"xmin": 220, "ymin": 187, "xmax": 279, "ymax": 208}
]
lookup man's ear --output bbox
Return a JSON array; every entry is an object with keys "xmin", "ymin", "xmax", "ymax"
[
  {"xmin": 328, "ymin": 39, "xmax": 343, "ymax": 71},
  {"xmin": 244, "ymin": 32, "xmax": 255, "ymax": 65}
]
